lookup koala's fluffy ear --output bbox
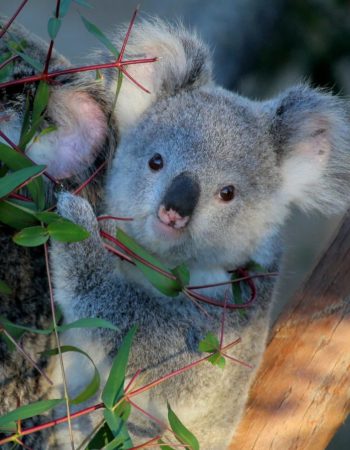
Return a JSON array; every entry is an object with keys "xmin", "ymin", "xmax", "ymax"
[
  {"xmin": 26, "ymin": 86, "xmax": 108, "ymax": 179},
  {"xmin": 105, "ymin": 19, "xmax": 212, "ymax": 132},
  {"xmin": 269, "ymin": 85, "xmax": 350, "ymax": 213}
]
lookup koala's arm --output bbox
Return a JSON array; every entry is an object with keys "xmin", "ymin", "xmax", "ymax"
[{"xmin": 51, "ymin": 193, "xmax": 134, "ymax": 331}]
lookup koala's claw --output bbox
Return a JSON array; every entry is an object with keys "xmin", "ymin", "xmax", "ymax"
[{"xmin": 56, "ymin": 192, "xmax": 98, "ymax": 233}]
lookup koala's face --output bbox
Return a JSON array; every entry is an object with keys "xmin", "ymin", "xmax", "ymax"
[{"xmin": 106, "ymin": 87, "xmax": 284, "ymax": 267}]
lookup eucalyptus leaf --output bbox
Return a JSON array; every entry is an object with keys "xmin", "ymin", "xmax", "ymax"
[
  {"xmin": 0, "ymin": 399, "xmax": 64, "ymax": 427},
  {"xmin": 58, "ymin": 317, "xmax": 119, "ymax": 332},
  {"xmin": 43, "ymin": 346, "xmax": 100, "ymax": 404},
  {"xmin": 47, "ymin": 219, "xmax": 90, "ymax": 242},
  {"xmin": 102, "ymin": 326, "xmax": 137, "ymax": 410},
  {"xmin": 0, "ymin": 200, "xmax": 38, "ymax": 229},
  {"xmin": 116, "ymin": 229, "xmax": 182, "ymax": 297},
  {"xmin": 167, "ymin": 403, "xmax": 199, "ymax": 450},
  {"xmin": 104, "ymin": 409, "xmax": 133, "ymax": 448},
  {"xmin": 85, "ymin": 422, "xmax": 114, "ymax": 449},
  {"xmin": 81, "ymin": 16, "xmax": 119, "ymax": 58},
  {"xmin": 12, "ymin": 225, "xmax": 49, "ymax": 247},
  {"xmin": 198, "ymin": 332, "xmax": 220, "ymax": 353},
  {"xmin": 207, "ymin": 352, "xmax": 226, "ymax": 369},
  {"xmin": 0, "ymin": 144, "xmax": 45, "ymax": 209},
  {"xmin": 48, "ymin": 17, "xmax": 62, "ymax": 40},
  {"xmin": 0, "ymin": 165, "xmax": 46, "ymax": 200}
]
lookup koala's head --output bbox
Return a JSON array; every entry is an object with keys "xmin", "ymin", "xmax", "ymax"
[{"xmin": 105, "ymin": 20, "xmax": 350, "ymax": 267}]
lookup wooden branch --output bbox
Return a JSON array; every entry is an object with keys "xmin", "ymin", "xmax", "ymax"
[{"xmin": 230, "ymin": 212, "xmax": 350, "ymax": 450}]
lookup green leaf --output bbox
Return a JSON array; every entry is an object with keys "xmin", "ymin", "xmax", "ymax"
[
  {"xmin": 48, "ymin": 17, "xmax": 62, "ymax": 40},
  {"xmin": 36, "ymin": 211, "xmax": 62, "ymax": 224},
  {"xmin": 104, "ymin": 409, "xmax": 133, "ymax": 448},
  {"xmin": 208, "ymin": 352, "xmax": 226, "ymax": 369},
  {"xmin": 116, "ymin": 229, "xmax": 182, "ymax": 297},
  {"xmin": 8, "ymin": 46, "xmax": 42, "ymax": 71},
  {"xmin": 167, "ymin": 403, "xmax": 199, "ymax": 450},
  {"xmin": 0, "ymin": 316, "xmax": 52, "ymax": 336},
  {"xmin": 47, "ymin": 219, "xmax": 90, "ymax": 242},
  {"xmin": 0, "ymin": 421, "xmax": 17, "ymax": 432},
  {"xmin": 32, "ymin": 81, "xmax": 50, "ymax": 124},
  {"xmin": 0, "ymin": 280, "xmax": 11, "ymax": 295},
  {"xmin": 43, "ymin": 346, "xmax": 100, "ymax": 404},
  {"xmin": 59, "ymin": 0, "xmax": 72, "ymax": 17},
  {"xmin": 0, "ymin": 399, "xmax": 63, "ymax": 427},
  {"xmin": 0, "ymin": 144, "xmax": 45, "ymax": 209},
  {"xmin": 0, "ymin": 199, "xmax": 38, "ymax": 229},
  {"xmin": 113, "ymin": 400, "xmax": 131, "ymax": 422},
  {"xmin": 33, "ymin": 124, "xmax": 58, "ymax": 142},
  {"xmin": 198, "ymin": 332, "xmax": 220, "ymax": 353},
  {"xmin": 74, "ymin": 0, "xmax": 93, "ymax": 8},
  {"xmin": 158, "ymin": 440, "xmax": 175, "ymax": 450},
  {"xmin": 246, "ymin": 260, "xmax": 265, "ymax": 272},
  {"xmin": 102, "ymin": 326, "xmax": 137, "ymax": 410},
  {"xmin": 19, "ymin": 93, "xmax": 32, "ymax": 147},
  {"xmin": 58, "ymin": 317, "xmax": 119, "ymax": 333},
  {"xmin": 0, "ymin": 165, "xmax": 46, "ymax": 200},
  {"xmin": 85, "ymin": 422, "xmax": 114, "ymax": 449},
  {"xmin": 231, "ymin": 273, "xmax": 246, "ymax": 319},
  {"xmin": 81, "ymin": 16, "xmax": 119, "ymax": 58},
  {"xmin": 13, "ymin": 225, "xmax": 49, "ymax": 247},
  {"xmin": 171, "ymin": 263, "xmax": 190, "ymax": 287}
]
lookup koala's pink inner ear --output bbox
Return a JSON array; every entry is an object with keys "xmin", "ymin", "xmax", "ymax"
[{"xmin": 26, "ymin": 90, "xmax": 107, "ymax": 179}]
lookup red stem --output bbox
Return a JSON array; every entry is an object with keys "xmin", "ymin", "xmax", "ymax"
[
  {"xmin": 0, "ymin": 55, "xmax": 18, "ymax": 71},
  {"xmin": 118, "ymin": 6, "xmax": 140, "ymax": 63},
  {"xmin": 100, "ymin": 230, "xmax": 177, "ymax": 281},
  {"xmin": 0, "ymin": 58, "xmax": 158, "ymax": 90},
  {"xmin": 43, "ymin": 0, "xmax": 61, "ymax": 74},
  {"xmin": 9, "ymin": 192, "xmax": 32, "ymax": 202},
  {"xmin": 97, "ymin": 215, "xmax": 133, "ymax": 222},
  {"xmin": 73, "ymin": 160, "xmax": 107, "ymax": 195},
  {"xmin": 130, "ymin": 434, "xmax": 162, "ymax": 450},
  {"xmin": 103, "ymin": 242, "xmax": 135, "ymax": 264},
  {"xmin": 119, "ymin": 65, "xmax": 151, "ymax": 94},
  {"xmin": 0, "ymin": 0, "xmax": 29, "ymax": 39}
]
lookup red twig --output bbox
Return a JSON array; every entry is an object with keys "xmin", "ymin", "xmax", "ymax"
[
  {"xmin": 130, "ymin": 434, "xmax": 162, "ymax": 450},
  {"xmin": 103, "ymin": 242, "xmax": 135, "ymax": 264},
  {"xmin": 125, "ymin": 369, "xmax": 143, "ymax": 394},
  {"xmin": 0, "ymin": 327, "xmax": 53, "ymax": 385},
  {"xmin": 100, "ymin": 230, "xmax": 177, "ymax": 281},
  {"xmin": 97, "ymin": 215, "xmax": 133, "ymax": 222},
  {"xmin": 43, "ymin": 0, "xmax": 61, "ymax": 74},
  {"xmin": 118, "ymin": 6, "xmax": 139, "ymax": 63},
  {"xmin": 0, "ymin": 58, "xmax": 158, "ymax": 90},
  {"xmin": 119, "ymin": 65, "xmax": 150, "ymax": 94},
  {"xmin": 127, "ymin": 399, "xmax": 170, "ymax": 432},
  {"xmin": 73, "ymin": 160, "xmax": 107, "ymax": 195},
  {"xmin": 1, "ymin": 166, "xmax": 47, "ymax": 200},
  {"xmin": 9, "ymin": 192, "xmax": 32, "ymax": 202},
  {"xmin": 0, "ymin": 0, "xmax": 29, "ymax": 39},
  {"xmin": 0, "ymin": 55, "xmax": 18, "ymax": 72}
]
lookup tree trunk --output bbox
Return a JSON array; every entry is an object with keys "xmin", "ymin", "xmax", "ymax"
[{"xmin": 230, "ymin": 212, "xmax": 350, "ymax": 450}]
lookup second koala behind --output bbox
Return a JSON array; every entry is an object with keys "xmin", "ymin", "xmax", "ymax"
[{"xmin": 51, "ymin": 20, "xmax": 350, "ymax": 449}]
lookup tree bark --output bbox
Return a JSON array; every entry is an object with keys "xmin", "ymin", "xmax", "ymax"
[{"xmin": 230, "ymin": 212, "xmax": 350, "ymax": 450}]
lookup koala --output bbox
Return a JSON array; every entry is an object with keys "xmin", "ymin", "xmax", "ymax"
[
  {"xmin": 48, "ymin": 19, "xmax": 350, "ymax": 450},
  {"xmin": 0, "ymin": 16, "xmax": 117, "ymax": 448}
]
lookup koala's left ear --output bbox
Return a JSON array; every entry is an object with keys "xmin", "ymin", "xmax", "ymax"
[
  {"xmin": 269, "ymin": 85, "xmax": 350, "ymax": 213},
  {"xmin": 103, "ymin": 19, "xmax": 213, "ymax": 133}
]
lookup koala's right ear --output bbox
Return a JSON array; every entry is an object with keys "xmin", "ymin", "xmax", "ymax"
[{"xmin": 104, "ymin": 19, "xmax": 213, "ymax": 133}]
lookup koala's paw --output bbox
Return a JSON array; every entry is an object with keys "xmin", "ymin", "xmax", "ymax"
[{"xmin": 56, "ymin": 192, "xmax": 98, "ymax": 234}]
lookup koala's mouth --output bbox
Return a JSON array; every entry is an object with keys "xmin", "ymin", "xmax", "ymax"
[{"xmin": 152, "ymin": 216, "xmax": 186, "ymax": 239}]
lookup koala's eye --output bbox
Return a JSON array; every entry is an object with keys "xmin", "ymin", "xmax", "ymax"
[
  {"xmin": 148, "ymin": 153, "xmax": 164, "ymax": 171},
  {"xmin": 219, "ymin": 185, "xmax": 235, "ymax": 202}
]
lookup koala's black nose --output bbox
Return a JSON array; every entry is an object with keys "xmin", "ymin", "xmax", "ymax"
[{"xmin": 162, "ymin": 173, "xmax": 200, "ymax": 218}]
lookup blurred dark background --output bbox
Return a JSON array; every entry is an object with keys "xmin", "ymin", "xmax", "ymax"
[{"xmin": 1, "ymin": 0, "xmax": 349, "ymax": 448}]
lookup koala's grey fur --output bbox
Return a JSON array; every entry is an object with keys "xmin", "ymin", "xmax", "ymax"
[
  {"xmin": 50, "ymin": 20, "xmax": 350, "ymax": 449},
  {"xmin": 0, "ymin": 17, "xmax": 117, "ymax": 448}
]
